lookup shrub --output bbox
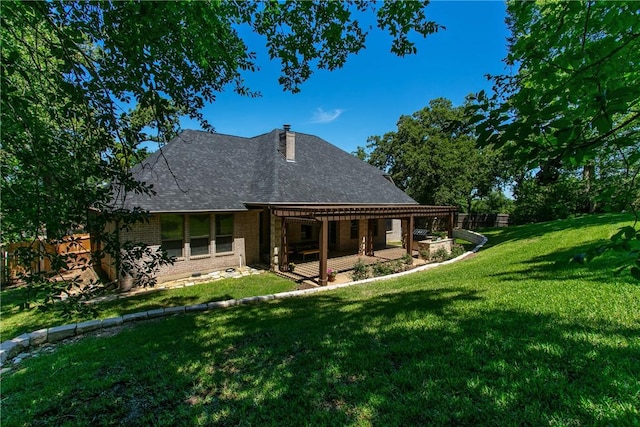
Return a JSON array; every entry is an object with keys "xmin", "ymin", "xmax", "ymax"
[
  {"xmin": 419, "ymin": 248, "xmax": 430, "ymax": 260},
  {"xmin": 351, "ymin": 259, "xmax": 370, "ymax": 281},
  {"xmin": 432, "ymin": 231, "xmax": 447, "ymax": 239},
  {"xmin": 372, "ymin": 261, "xmax": 395, "ymax": 277},
  {"xmin": 401, "ymin": 253, "xmax": 413, "ymax": 265},
  {"xmin": 449, "ymin": 244, "xmax": 465, "ymax": 259},
  {"xmin": 430, "ymin": 247, "xmax": 449, "ymax": 263}
]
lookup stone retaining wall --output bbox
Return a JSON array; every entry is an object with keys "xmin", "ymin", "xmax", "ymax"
[{"xmin": 453, "ymin": 229, "xmax": 488, "ymax": 246}]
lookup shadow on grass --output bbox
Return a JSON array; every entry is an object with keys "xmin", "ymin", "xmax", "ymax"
[
  {"xmin": 3, "ymin": 287, "xmax": 638, "ymax": 426},
  {"xmin": 488, "ymin": 240, "xmax": 638, "ymax": 285},
  {"xmin": 98, "ymin": 292, "xmax": 231, "ymax": 315},
  {"xmin": 482, "ymin": 213, "xmax": 632, "ymax": 250}
]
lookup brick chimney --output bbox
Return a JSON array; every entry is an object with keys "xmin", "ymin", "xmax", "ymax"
[{"xmin": 279, "ymin": 124, "xmax": 295, "ymax": 162}]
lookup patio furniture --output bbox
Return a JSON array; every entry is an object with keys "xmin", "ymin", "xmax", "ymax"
[{"xmin": 299, "ymin": 248, "xmax": 320, "ymax": 261}]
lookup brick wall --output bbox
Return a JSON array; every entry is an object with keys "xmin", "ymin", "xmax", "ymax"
[
  {"xmin": 235, "ymin": 211, "xmax": 260, "ymax": 265},
  {"xmin": 335, "ymin": 219, "xmax": 386, "ymax": 252},
  {"xmin": 110, "ymin": 211, "xmax": 260, "ymax": 283},
  {"xmin": 386, "ymin": 219, "xmax": 402, "ymax": 242}
]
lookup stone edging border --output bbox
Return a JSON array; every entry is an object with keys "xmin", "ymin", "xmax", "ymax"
[{"xmin": 0, "ymin": 230, "xmax": 487, "ymax": 366}]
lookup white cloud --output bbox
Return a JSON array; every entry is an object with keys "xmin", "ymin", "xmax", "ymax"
[{"xmin": 310, "ymin": 107, "xmax": 344, "ymax": 124}]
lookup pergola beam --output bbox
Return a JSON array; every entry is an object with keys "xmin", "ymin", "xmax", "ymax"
[{"xmin": 270, "ymin": 204, "xmax": 457, "ymax": 221}]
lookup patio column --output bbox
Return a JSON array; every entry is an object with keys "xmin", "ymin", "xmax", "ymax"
[
  {"xmin": 358, "ymin": 220, "xmax": 368, "ymax": 256},
  {"xmin": 270, "ymin": 214, "xmax": 282, "ymax": 271},
  {"xmin": 447, "ymin": 210, "xmax": 455, "ymax": 238},
  {"xmin": 406, "ymin": 215, "xmax": 414, "ymax": 256},
  {"xmin": 366, "ymin": 219, "xmax": 375, "ymax": 256},
  {"xmin": 319, "ymin": 217, "xmax": 328, "ymax": 286},
  {"xmin": 280, "ymin": 217, "xmax": 289, "ymax": 271}
]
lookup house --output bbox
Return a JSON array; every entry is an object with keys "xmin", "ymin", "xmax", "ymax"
[{"xmin": 106, "ymin": 126, "xmax": 457, "ymax": 286}]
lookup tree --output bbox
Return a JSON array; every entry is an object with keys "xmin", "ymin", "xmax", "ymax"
[
  {"xmin": 363, "ymin": 97, "xmax": 506, "ymax": 212},
  {"xmin": 471, "ymin": 190, "xmax": 514, "ymax": 216},
  {"xmin": 472, "ymin": 1, "xmax": 640, "ymax": 278},
  {"xmin": 1, "ymin": 1, "xmax": 442, "ymax": 312},
  {"xmin": 510, "ymin": 171, "xmax": 585, "ymax": 224}
]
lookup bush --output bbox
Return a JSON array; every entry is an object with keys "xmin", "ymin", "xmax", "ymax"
[
  {"xmin": 450, "ymin": 244, "xmax": 465, "ymax": 259},
  {"xmin": 432, "ymin": 231, "xmax": 447, "ymax": 239},
  {"xmin": 401, "ymin": 253, "xmax": 413, "ymax": 265},
  {"xmin": 351, "ymin": 259, "xmax": 370, "ymax": 281},
  {"xmin": 372, "ymin": 261, "xmax": 395, "ymax": 277},
  {"xmin": 430, "ymin": 247, "xmax": 449, "ymax": 263}
]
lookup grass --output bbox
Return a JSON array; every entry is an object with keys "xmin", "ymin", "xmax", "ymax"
[
  {"xmin": 2, "ymin": 213, "xmax": 639, "ymax": 426},
  {"xmin": 1, "ymin": 274, "xmax": 296, "ymax": 340}
]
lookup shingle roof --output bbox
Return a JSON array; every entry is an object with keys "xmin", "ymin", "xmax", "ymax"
[{"xmin": 120, "ymin": 128, "xmax": 417, "ymax": 212}]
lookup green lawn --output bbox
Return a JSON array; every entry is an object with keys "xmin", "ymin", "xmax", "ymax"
[
  {"xmin": 2, "ymin": 213, "xmax": 639, "ymax": 426},
  {"xmin": 1, "ymin": 274, "xmax": 296, "ymax": 340}
]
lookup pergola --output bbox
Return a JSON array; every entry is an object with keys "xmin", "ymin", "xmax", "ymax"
[{"xmin": 269, "ymin": 204, "xmax": 458, "ymax": 286}]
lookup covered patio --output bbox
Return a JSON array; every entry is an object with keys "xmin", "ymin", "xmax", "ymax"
[
  {"xmin": 279, "ymin": 246, "xmax": 410, "ymax": 285},
  {"xmin": 270, "ymin": 204, "xmax": 457, "ymax": 286}
]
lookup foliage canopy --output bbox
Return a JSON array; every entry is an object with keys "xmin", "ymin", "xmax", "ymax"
[
  {"xmin": 362, "ymin": 98, "xmax": 506, "ymax": 212},
  {"xmin": 472, "ymin": 0, "xmax": 640, "ymax": 278},
  {"xmin": 1, "ymin": 1, "xmax": 441, "ymax": 311}
]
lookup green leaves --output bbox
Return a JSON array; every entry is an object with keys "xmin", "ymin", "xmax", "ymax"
[
  {"xmin": 574, "ymin": 225, "xmax": 640, "ymax": 281},
  {"xmin": 252, "ymin": 1, "xmax": 438, "ymax": 92},
  {"xmin": 476, "ymin": 1, "xmax": 640, "ymax": 172},
  {"xmin": 2, "ymin": 0, "xmax": 447, "ymax": 310},
  {"xmin": 471, "ymin": 0, "xmax": 640, "ymax": 280},
  {"xmin": 363, "ymin": 97, "xmax": 506, "ymax": 211}
]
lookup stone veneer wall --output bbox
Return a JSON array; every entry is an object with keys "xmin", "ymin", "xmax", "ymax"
[
  {"xmin": 414, "ymin": 238, "xmax": 454, "ymax": 257},
  {"xmin": 270, "ymin": 214, "xmax": 282, "ymax": 269}
]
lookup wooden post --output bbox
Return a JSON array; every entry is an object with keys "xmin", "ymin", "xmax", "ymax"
[
  {"xmin": 281, "ymin": 217, "xmax": 288, "ymax": 271},
  {"xmin": 448, "ymin": 211, "xmax": 454, "ymax": 238},
  {"xmin": 367, "ymin": 219, "xmax": 375, "ymax": 256},
  {"xmin": 319, "ymin": 217, "xmax": 328, "ymax": 286},
  {"xmin": 358, "ymin": 220, "xmax": 367, "ymax": 256},
  {"xmin": 406, "ymin": 215, "xmax": 414, "ymax": 256}
]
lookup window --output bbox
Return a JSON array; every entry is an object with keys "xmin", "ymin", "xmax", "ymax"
[
  {"xmin": 161, "ymin": 214, "xmax": 184, "ymax": 258},
  {"xmin": 190, "ymin": 214, "xmax": 210, "ymax": 256},
  {"xmin": 301, "ymin": 224, "xmax": 312, "ymax": 240},
  {"xmin": 215, "ymin": 214, "xmax": 234, "ymax": 253},
  {"xmin": 350, "ymin": 220, "xmax": 358, "ymax": 239}
]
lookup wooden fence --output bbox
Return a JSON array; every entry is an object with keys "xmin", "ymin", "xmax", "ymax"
[
  {"xmin": 455, "ymin": 213, "xmax": 509, "ymax": 230},
  {"xmin": 0, "ymin": 234, "xmax": 92, "ymax": 286}
]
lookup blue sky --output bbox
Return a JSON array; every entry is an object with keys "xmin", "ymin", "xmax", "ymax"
[{"xmin": 179, "ymin": 1, "xmax": 510, "ymax": 155}]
